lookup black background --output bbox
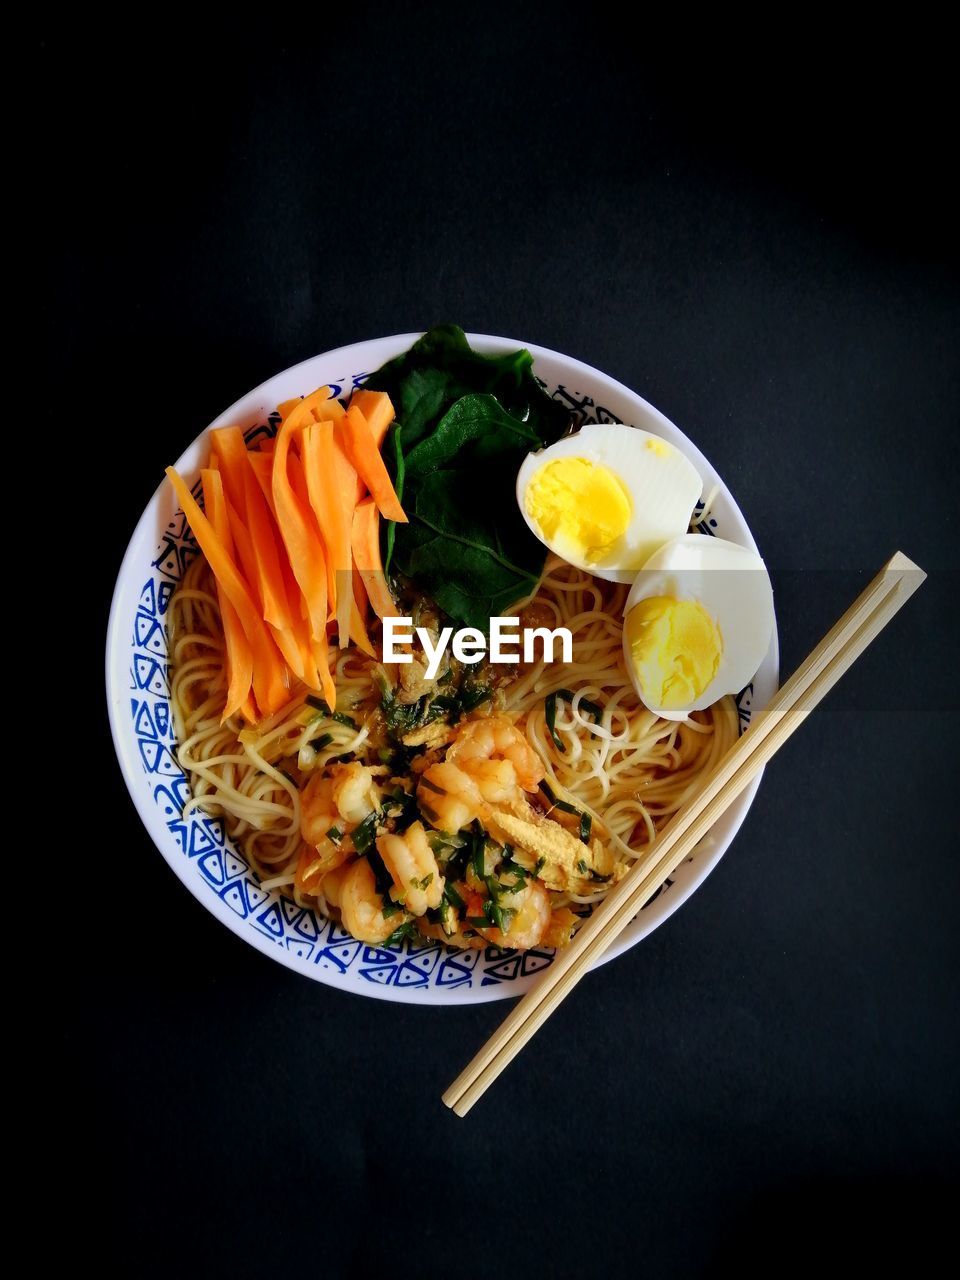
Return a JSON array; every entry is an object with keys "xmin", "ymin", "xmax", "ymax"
[{"xmin": 45, "ymin": 9, "xmax": 958, "ymax": 1277}]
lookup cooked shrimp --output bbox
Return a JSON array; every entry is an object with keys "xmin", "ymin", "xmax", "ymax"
[
  {"xmin": 331, "ymin": 762, "xmax": 380, "ymax": 825},
  {"xmin": 418, "ymin": 761, "xmax": 486, "ymax": 832},
  {"xmin": 462, "ymin": 757, "xmax": 520, "ymax": 805},
  {"xmin": 339, "ymin": 858, "xmax": 405, "ymax": 945},
  {"xmin": 299, "ymin": 774, "xmax": 339, "ymax": 848},
  {"xmin": 320, "ymin": 861, "xmax": 352, "ymax": 909},
  {"xmin": 376, "ymin": 821, "xmax": 444, "ymax": 916},
  {"xmin": 447, "ymin": 715, "xmax": 545, "ymax": 791},
  {"xmin": 476, "ymin": 880, "xmax": 550, "ymax": 950}
]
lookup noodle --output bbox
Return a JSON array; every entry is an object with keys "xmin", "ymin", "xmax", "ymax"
[{"xmin": 168, "ymin": 550, "xmax": 739, "ymax": 927}]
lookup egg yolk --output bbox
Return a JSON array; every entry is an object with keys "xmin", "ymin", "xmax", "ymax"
[
  {"xmin": 625, "ymin": 596, "xmax": 723, "ymax": 710},
  {"xmin": 525, "ymin": 457, "xmax": 631, "ymax": 564}
]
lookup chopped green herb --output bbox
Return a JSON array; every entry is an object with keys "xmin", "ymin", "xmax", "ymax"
[
  {"xmin": 471, "ymin": 822, "xmax": 486, "ymax": 880},
  {"xmin": 325, "ymin": 825, "xmax": 343, "ymax": 845},
  {"xmin": 460, "ymin": 683, "xmax": 492, "ymax": 711},
  {"xmin": 576, "ymin": 858, "xmax": 588, "ymax": 875},
  {"xmin": 383, "ymin": 920, "xmax": 418, "ymax": 947},
  {"xmin": 417, "ymin": 872, "xmax": 435, "ymax": 890},
  {"xmin": 465, "ymin": 916, "xmax": 489, "ymax": 929},
  {"xmin": 352, "ymin": 811, "xmax": 379, "ymax": 855},
  {"xmin": 419, "ymin": 776, "xmax": 445, "ymax": 794},
  {"xmin": 305, "ymin": 695, "xmax": 358, "ymax": 729},
  {"xmin": 381, "ymin": 898, "xmax": 401, "ymax": 918},
  {"xmin": 311, "ymin": 733, "xmax": 334, "ymax": 750},
  {"xmin": 443, "ymin": 881, "xmax": 466, "ymax": 910},
  {"xmin": 579, "ymin": 812, "xmax": 592, "ymax": 843},
  {"xmin": 534, "ymin": 856, "xmax": 546, "ymax": 877},
  {"xmin": 544, "ymin": 691, "xmax": 565, "ymax": 753},
  {"xmin": 539, "ymin": 780, "xmax": 580, "ymax": 816}
]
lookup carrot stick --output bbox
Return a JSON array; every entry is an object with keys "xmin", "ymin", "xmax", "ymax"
[
  {"xmin": 302, "ymin": 420, "xmax": 357, "ymax": 648},
  {"xmin": 240, "ymin": 461, "xmax": 291, "ymax": 632},
  {"xmin": 339, "ymin": 405, "xmax": 408, "ymax": 523},
  {"xmin": 201, "ymin": 469, "xmax": 253, "ymax": 722},
  {"xmin": 209, "ymin": 427, "xmax": 251, "ymax": 520},
  {"xmin": 167, "ymin": 467, "xmax": 288, "ymax": 717},
  {"xmin": 348, "ymin": 389, "xmax": 395, "ymax": 448},
  {"xmin": 270, "ymin": 417, "xmax": 337, "ymax": 707},
  {"xmin": 351, "ymin": 497, "xmax": 398, "ymax": 620}
]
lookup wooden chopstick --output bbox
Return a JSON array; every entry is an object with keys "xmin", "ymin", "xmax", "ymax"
[{"xmin": 443, "ymin": 551, "xmax": 926, "ymax": 1117}]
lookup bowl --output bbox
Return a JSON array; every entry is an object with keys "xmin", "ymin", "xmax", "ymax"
[{"xmin": 105, "ymin": 333, "xmax": 779, "ymax": 1003}]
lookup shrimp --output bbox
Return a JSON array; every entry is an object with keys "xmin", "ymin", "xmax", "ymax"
[
  {"xmin": 320, "ymin": 861, "xmax": 352, "ymax": 909},
  {"xmin": 339, "ymin": 858, "xmax": 406, "ymax": 944},
  {"xmin": 475, "ymin": 880, "xmax": 551, "ymax": 950},
  {"xmin": 418, "ymin": 761, "xmax": 486, "ymax": 832},
  {"xmin": 330, "ymin": 761, "xmax": 380, "ymax": 825},
  {"xmin": 447, "ymin": 715, "xmax": 545, "ymax": 792},
  {"xmin": 301, "ymin": 763, "xmax": 380, "ymax": 847},
  {"xmin": 299, "ymin": 773, "xmax": 339, "ymax": 848},
  {"xmin": 376, "ymin": 820, "xmax": 444, "ymax": 916}
]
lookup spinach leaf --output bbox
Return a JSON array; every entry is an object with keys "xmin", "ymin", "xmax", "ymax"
[
  {"xmin": 404, "ymin": 394, "xmax": 540, "ymax": 478},
  {"xmin": 365, "ymin": 324, "xmax": 570, "ymax": 452}
]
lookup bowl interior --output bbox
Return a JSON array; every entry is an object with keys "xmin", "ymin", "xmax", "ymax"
[{"xmin": 106, "ymin": 333, "xmax": 779, "ymax": 1004}]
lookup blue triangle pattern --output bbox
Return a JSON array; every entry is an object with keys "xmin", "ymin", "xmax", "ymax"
[
  {"xmin": 139, "ymin": 579, "xmax": 157, "ymax": 615},
  {"xmin": 187, "ymin": 822, "xmax": 216, "ymax": 858},
  {"xmin": 359, "ymin": 964, "xmax": 396, "ymax": 985},
  {"xmin": 295, "ymin": 911, "xmax": 319, "ymax": 941},
  {"xmin": 224, "ymin": 852, "xmax": 246, "ymax": 880},
  {"xmin": 134, "ymin": 701, "xmax": 157, "ymax": 739},
  {"xmin": 256, "ymin": 904, "xmax": 284, "ymax": 937},
  {"xmin": 482, "ymin": 952, "xmax": 522, "ymax": 982},
  {"xmin": 152, "ymin": 538, "xmax": 182, "ymax": 580},
  {"xmin": 285, "ymin": 938, "xmax": 314, "ymax": 960},
  {"xmin": 201, "ymin": 816, "xmax": 224, "ymax": 846},
  {"xmin": 135, "ymin": 612, "xmax": 165, "ymax": 653},
  {"xmin": 394, "ymin": 965, "xmax": 429, "ymax": 987},
  {"xmin": 315, "ymin": 941, "xmax": 362, "ymax": 973},
  {"xmin": 219, "ymin": 882, "xmax": 248, "ymax": 917},
  {"xmin": 198, "ymin": 850, "xmax": 225, "ymax": 886},
  {"xmin": 436, "ymin": 959, "xmax": 474, "ymax": 987},
  {"xmin": 521, "ymin": 951, "xmax": 554, "ymax": 977},
  {"xmin": 281, "ymin": 897, "xmax": 303, "ymax": 926}
]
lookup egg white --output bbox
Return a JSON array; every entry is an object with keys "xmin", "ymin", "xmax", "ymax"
[
  {"xmin": 622, "ymin": 534, "xmax": 775, "ymax": 719},
  {"xmin": 516, "ymin": 424, "xmax": 703, "ymax": 583}
]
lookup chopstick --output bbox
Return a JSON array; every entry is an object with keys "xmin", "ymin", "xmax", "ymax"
[{"xmin": 443, "ymin": 551, "xmax": 926, "ymax": 1117}]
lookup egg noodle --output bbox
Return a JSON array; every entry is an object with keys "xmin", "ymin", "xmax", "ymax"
[{"xmin": 170, "ymin": 551, "xmax": 738, "ymax": 923}]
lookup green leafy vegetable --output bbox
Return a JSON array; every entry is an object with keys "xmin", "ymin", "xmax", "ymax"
[{"xmin": 364, "ymin": 326, "xmax": 572, "ymax": 630}]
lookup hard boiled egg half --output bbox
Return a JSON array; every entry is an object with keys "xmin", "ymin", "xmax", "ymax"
[
  {"xmin": 516, "ymin": 424, "xmax": 703, "ymax": 583},
  {"xmin": 622, "ymin": 534, "xmax": 775, "ymax": 720}
]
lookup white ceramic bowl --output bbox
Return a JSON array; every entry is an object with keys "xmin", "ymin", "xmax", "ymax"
[{"xmin": 106, "ymin": 333, "xmax": 779, "ymax": 1004}]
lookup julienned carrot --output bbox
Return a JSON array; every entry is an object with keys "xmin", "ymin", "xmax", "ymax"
[
  {"xmin": 302, "ymin": 420, "xmax": 358, "ymax": 649},
  {"xmin": 201, "ymin": 469, "xmax": 254, "ymax": 723},
  {"xmin": 271, "ymin": 416, "xmax": 329, "ymax": 638},
  {"xmin": 271, "ymin": 418, "xmax": 337, "ymax": 707},
  {"xmin": 351, "ymin": 497, "xmax": 398, "ymax": 620},
  {"xmin": 209, "ymin": 427, "xmax": 251, "ymax": 520},
  {"xmin": 247, "ymin": 451, "xmax": 277, "ymax": 515},
  {"xmin": 348, "ymin": 389, "xmax": 395, "ymax": 448},
  {"xmin": 339, "ymin": 404, "xmax": 408, "ymax": 523},
  {"xmin": 167, "ymin": 467, "xmax": 289, "ymax": 717},
  {"xmin": 240, "ymin": 460, "xmax": 291, "ymax": 632}
]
